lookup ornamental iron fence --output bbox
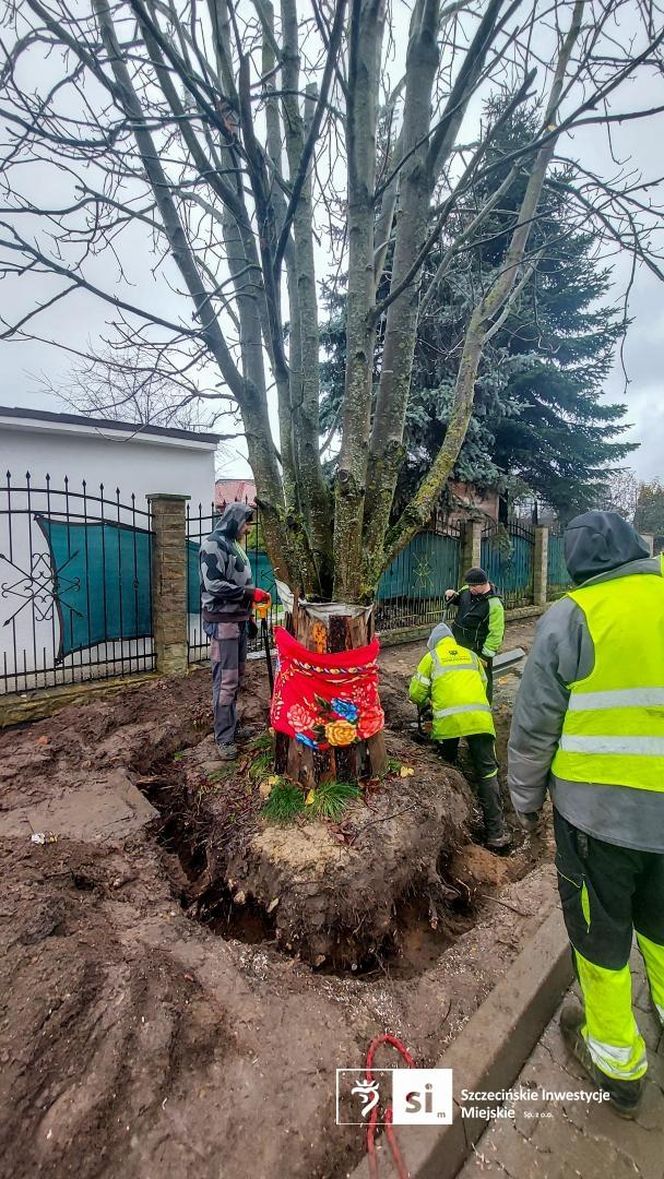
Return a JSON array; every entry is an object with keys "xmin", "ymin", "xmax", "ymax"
[
  {"xmin": 0, "ymin": 471, "xmax": 154, "ymax": 694},
  {"xmin": 481, "ymin": 520, "xmax": 535, "ymax": 609}
]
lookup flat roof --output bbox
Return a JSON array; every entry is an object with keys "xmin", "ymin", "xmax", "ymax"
[{"xmin": 0, "ymin": 404, "xmax": 222, "ymax": 447}]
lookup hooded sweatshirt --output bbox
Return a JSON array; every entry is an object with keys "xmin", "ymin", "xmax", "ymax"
[
  {"xmin": 199, "ymin": 503, "xmax": 255, "ymax": 623},
  {"xmin": 508, "ymin": 511, "xmax": 663, "ymax": 852},
  {"xmin": 427, "ymin": 622, "xmax": 454, "ymax": 650}
]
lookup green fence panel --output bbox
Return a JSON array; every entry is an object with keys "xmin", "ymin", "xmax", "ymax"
[
  {"xmin": 481, "ymin": 525, "xmax": 534, "ymax": 609},
  {"xmin": 38, "ymin": 516, "xmax": 152, "ymax": 658},
  {"xmin": 376, "ymin": 530, "xmax": 461, "ymax": 630},
  {"xmin": 547, "ymin": 530, "xmax": 572, "ymax": 598}
]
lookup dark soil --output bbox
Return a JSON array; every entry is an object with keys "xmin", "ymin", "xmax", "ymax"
[{"xmin": 0, "ymin": 619, "xmax": 556, "ymax": 1179}]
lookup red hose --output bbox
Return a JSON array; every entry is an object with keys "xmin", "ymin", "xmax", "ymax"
[{"xmin": 364, "ymin": 1034, "xmax": 416, "ymax": 1179}]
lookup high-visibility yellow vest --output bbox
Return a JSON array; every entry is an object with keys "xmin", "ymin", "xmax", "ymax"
[
  {"xmin": 409, "ymin": 636, "xmax": 495, "ymax": 741},
  {"xmin": 551, "ymin": 570, "xmax": 664, "ymax": 790}
]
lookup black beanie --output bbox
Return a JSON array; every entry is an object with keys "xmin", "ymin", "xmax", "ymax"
[{"xmin": 465, "ymin": 567, "xmax": 489, "ymax": 585}]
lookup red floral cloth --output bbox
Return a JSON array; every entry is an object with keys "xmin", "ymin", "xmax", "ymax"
[{"xmin": 270, "ymin": 627, "xmax": 385, "ymax": 749}]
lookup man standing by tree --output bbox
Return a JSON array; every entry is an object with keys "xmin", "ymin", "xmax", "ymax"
[
  {"xmin": 508, "ymin": 512, "xmax": 664, "ymax": 1117},
  {"xmin": 445, "ymin": 569, "xmax": 505, "ymax": 702},
  {"xmin": 200, "ymin": 504, "xmax": 270, "ymax": 759}
]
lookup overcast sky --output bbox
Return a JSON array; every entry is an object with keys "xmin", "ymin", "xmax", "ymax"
[{"xmin": 1, "ymin": 1, "xmax": 663, "ymax": 484}]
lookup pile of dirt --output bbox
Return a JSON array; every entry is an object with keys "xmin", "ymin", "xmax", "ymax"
[{"xmin": 158, "ymin": 727, "xmax": 475, "ymax": 968}]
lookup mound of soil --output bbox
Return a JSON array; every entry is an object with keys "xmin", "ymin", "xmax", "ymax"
[{"xmin": 164, "ymin": 726, "xmax": 474, "ymax": 968}]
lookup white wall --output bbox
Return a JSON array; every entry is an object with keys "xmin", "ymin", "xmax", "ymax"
[
  {"xmin": 1, "ymin": 424, "xmax": 216, "ymax": 512},
  {"xmin": 0, "ymin": 422, "xmax": 217, "ymax": 693}
]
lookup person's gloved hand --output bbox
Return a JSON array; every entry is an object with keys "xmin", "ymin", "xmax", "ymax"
[
  {"xmin": 515, "ymin": 810, "xmax": 541, "ymax": 833},
  {"xmin": 444, "ymin": 589, "xmax": 457, "ymax": 602},
  {"xmin": 252, "ymin": 587, "xmax": 271, "ymax": 604}
]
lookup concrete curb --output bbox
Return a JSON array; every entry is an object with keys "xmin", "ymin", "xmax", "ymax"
[{"xmin": 348, "ymin": 906, "xmax": 573, "ymax": 1179}]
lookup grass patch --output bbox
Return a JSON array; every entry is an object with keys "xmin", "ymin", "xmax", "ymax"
[
  {"xmin": 261, "ymin": 781, "xmax": 306, "ymax": 824},
  {"xmin": 249, "ymin": 747, "xmax": 274, "ymax": 784},
  {"xmin": 205, "ymin": 765, "xmax": 234, "ymax": 783},
  {"xmin": 307, "ymin": 780, "xmax": 361, "ymax": 821},
  {"xmin": 248, "ymin": 732, "xmax": 272, "ymax": 753}
]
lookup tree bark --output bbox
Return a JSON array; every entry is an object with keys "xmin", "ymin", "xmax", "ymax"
[
  {"xmin": 362, "ymin": 0, "xmax": 507, "ymax": 587},
  {"xmin": 333, "ymin": 0, "xmax": 386, "ymax": 601},
  {"xmin": 281, "ymin": 0, "xmax": 333, "ymax": 587}
]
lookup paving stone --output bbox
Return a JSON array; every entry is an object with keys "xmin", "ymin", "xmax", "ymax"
[
  {"xmin": 510, "ymin": 1046, "xmax": 579, "ymax": 1138},
  {"xmin": 464, "ymin": 1119, "xmax": 556, "ymax": 1178},
  {"xmin": 644, "ymin": 1048, "xmax": 664, "ymax": 1092},
  {"xmin": 577, "ymin": 1092, "xmax": 664, "ymax": 1179},
  {"xmin": 532, "ymin": 1116, "xmax": 641, "ymax": 1179},
  {"xmin": 457, "ymin": 1136, "xmax": 506, "ymax": 1176}
]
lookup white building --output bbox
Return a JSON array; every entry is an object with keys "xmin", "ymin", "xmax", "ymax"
[
  {"xmin": 0, "ymin": 405, "xmax": 221, "ymax": 696},
  {"xmin": 0, "ymin": 405, "xmax": 219, "ymax": 511}
]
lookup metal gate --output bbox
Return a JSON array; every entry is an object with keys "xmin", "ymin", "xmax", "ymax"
[
  {"xmin": 1, "ymin": 472, "xmax": 154, "ymax": 694},
  {"xmin": 481, "ymin": 521, "xmax": 535, "ymax": 609}
]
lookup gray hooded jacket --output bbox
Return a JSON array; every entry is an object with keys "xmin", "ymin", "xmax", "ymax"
[
  {"xmin": 508, "ymin": 511, "xmax": 664, "ymax": 853},
  {"xmin": 200, "ymin": 503, "xmax": 254, "ymax": 622}
]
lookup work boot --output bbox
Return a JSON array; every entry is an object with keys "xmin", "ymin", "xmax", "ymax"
[
  {"xmin": 216, "ymin": 742, "xmax": 237, "ymax": 761},
  {"xmin": 477, "ymin": 776, "xmax": 510, "ymax": 853},
  {"xmin": 486, "ymin": 830, "xmax": 511, "ymax": 854},
  {"xmin": 560, "ymin": 1002, "xmax": 645, "ymax": 1118}
]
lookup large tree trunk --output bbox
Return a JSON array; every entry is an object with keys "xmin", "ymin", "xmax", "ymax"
[{"xmin": 274, "ymin": 602, "xmax": 388, "ymax": 788}]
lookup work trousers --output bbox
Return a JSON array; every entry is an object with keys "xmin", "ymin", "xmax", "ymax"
[
  {"xmin": 554, "ymin": 808, "xmax": 664, "ymax": 1082},
  {"xmin": 439, "ymin": 733, "xmax": 506, "ymax": 841},
  {"xmin": 204, "ymin": 620, "xmax": 248, "ymax": 747}
]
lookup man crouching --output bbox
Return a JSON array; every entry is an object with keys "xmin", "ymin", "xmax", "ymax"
[{"xmin": 409, "ymin": 623, "xmax": 510, "ymax": 852}]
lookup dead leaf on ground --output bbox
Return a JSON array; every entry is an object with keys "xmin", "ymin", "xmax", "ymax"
[{"xmin": 399, "ymin": 765, "xmax": 414, "ymax": 778}]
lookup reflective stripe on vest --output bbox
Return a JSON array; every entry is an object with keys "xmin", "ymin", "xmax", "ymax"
[
  {"xmin": 433, "ymin": 703, "xmax": 492, "ymax": 720},
  {"xmin": 431, "ymin": 660, "xmax": 478, "ymax": 677},
  {"xmin": 568, "ymin": 688, "xmax": 664, "ymax": 711},
  {"xmin": 551, "ymin": 570, "xmax": 664, "ymax": 791},
  {"xmin": 560, "ymin": 736, "xmax": 664, "ymax": 755}
]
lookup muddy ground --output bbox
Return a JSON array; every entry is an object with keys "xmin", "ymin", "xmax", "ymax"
[{"xmin": 0, "ymin": 618, "xmax": 557, "ymax": 1179}]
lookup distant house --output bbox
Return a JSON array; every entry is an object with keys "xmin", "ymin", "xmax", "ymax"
[
  {"xmin": 215, "ymin": 477, "xmax": 257, "ymax": 508},
  {"xmin": 436, "ymin": 480, "xmax": 500, "ymax": 527}
]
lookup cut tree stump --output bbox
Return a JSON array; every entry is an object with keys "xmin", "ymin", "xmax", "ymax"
[{"xmin": 273, "ymin": 597, "xmax": 388, "ymax": 786}]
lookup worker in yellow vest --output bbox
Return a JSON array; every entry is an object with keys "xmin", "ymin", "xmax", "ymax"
[
  {"xmin": 409, "ymin": 623, "xmax": 511, "ymax": 852},
  {"xmin": 508, "ymin": 512, "xmax": 664, "ymax": 1118}
]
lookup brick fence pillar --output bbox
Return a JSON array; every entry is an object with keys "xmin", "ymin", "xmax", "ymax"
[
  {"xmin": 461, "ymin": 520, "xmax": 483, "ymax": 576},
  {"xmin": 533, "ymin": 526, "xmax": 549, "ymax": 607},
  {"xmin": 147, "ymin": 493, "xmax": 190, "ymax": 676}
]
